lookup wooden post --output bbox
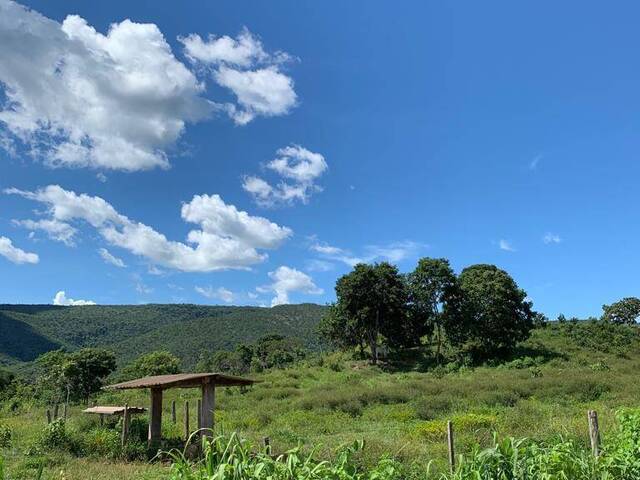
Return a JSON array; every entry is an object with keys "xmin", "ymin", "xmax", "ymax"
[
  {"xmin": 201, "ymin": 379, "xmax": 216, "ymax": 439},
  {"xmin": 100, "ymin": 414, "xmax": 104, "ymax": 426},
  {"xmin": 197, "ymin": 399, "xmax": 202, "ymax": 430},
  {"xmin": 53, "ymin": 404, "xmax": 59, "ymax": 419},
  {"xmin": 588, "ymin": 410, "xmax": 600, "ymax": 457},
  {"xmin": 148, "ymin": 387, "xmax": 163, "ymax": 449},
  {"xmin": 447, "ymin": 420, "xmax": 455, "ymax": 473},
  {"xmin": 184, "ymin": 401, "xmax": 190, "ymax": 439},
  {"xmin": 121, "ymin": 403, "xmax": 130, "ymax": 447},
  {"xmin": 171, "ymin": 400, "xmax": 177, "ymax": 424},
  {"xmin": 46, "ymin": 409, "xmax": 51, "ymax": 424},
  {"xmin": 63, "ymin": 402, "xmax": 68, "ymax": 420}
]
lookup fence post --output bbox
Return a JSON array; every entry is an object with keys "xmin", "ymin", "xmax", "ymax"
[
  {"xmin": 184, "ymin": 401, "xmax": 190, "ymax": 439},
  {"xmin": 53, "ymin": 404, "xmax": 59, "ymax": 420},
  {"xmin": 121, "ymin": 403, "xmax": 130, "ymax": 447},
  {"xmin": 63, "ymin": 402, "xmax": 68, "ymax": 420},
  {"xmin": 447, "ymin": 420, "xmax": 455, "ymax": 473},
  {"xmin": 46, "ymin": 409, "xmax": 52, "ymax": 424},
  {"xmin": 588, "ymin": 410, "xmax": 600, "ymax": 457},
  {"xmin": 172, "ymin": 400, "xmax": 177, "ymax": 424}
]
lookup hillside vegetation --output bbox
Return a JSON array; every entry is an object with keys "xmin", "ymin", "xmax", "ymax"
[
  {"xmin": 0, "ymin": 304, "xmax": 327, "ymax": 368},
  {"xmin": 2, "ymin": 322, "xmax": 640, "ymax": 479}
]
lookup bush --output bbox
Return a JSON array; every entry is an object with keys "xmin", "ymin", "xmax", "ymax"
[
  {"xmin": 38, "ymin": 419, "xmax": 78, "ymax": 454},
  {"xmin": 0, "ymin": 424, "xmax": 11, "ymax": 448}
]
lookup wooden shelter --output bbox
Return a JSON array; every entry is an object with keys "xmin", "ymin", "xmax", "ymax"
[
  {"xmin": 105, "ymin": 373, "xmax": 258, "ymax": 447},
  {"xmin": 83, "ymin": 406, "xmax": 146, "ymax": 416}
]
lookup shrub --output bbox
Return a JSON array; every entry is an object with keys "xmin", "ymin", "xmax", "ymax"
[
  {"xmin": 0, "ymin": 424, "xmax": 11, "ymax": 449},
  {"xmin": 38, "ymin": 419, "xmax": 79, "ymax": 454}
]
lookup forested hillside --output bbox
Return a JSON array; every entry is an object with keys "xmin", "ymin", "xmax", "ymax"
[{"xmin": 0, "ymin": 303, "xmax": 327, "ymax": 368}]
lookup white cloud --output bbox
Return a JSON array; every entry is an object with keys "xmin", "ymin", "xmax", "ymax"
[
  {"xmin": 13, "ymin": 218, "xmax": 77, "ymax": 246},
  {"xmin": 0, "ymin": 1, "xmax": 215, "ymax": 171},
  {"xmin": 0, "ymin": 235, "xmax": 39, "ymax": 264},
  {"xmin": 243, "ymin": 145, "xmax": 328, "ymax": 207},
  {"xmin": 264, "ymin": 266, "xmax": 323, "ymax": 307},
  {"xmin": 543, "ymin": 232, "xmax": 562, "ymax": 244},
  {"xmin": 6, "ymin": 185, "xmax": 292, "ymax": 272},
  {"xmin": 309, "ymin": 239, "xmax": 424, "ymax": 267},
  {"xmin": 53, "ymin": 290, "xmax": 95, "ymax": 306},
  {"xmin": 180, "ymin": 28, "xmax": 282, "ymax": 68},
  {"xmin": 135, "ymin": 282, "xmax": 153, "ymax": 295},
  {"xmin": 216, "ymin": 67, "xmax": 297, "ymax": 125},
  {"xmin": 181, "ymin": 28, "xmax": 297, "ymax": 125},
  {"xmin": 306, "ymin": 259, "xmax": 335, "ymax": 272},
  {"xmin": 499, "ymin": 239, "xmax": 516, "ymax": 252},
  {"xmin": 195, "ymin": 285, "xmax": 234, "ymax": 303},
  {"xmin": 98, "ymin": 247, "xmax": 126, "ymax": 268}
]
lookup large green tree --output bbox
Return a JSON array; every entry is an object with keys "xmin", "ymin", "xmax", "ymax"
[
  {"xmin": 64, "ymin": 348, "xmax": 117, "ymax": 403},
  {"xmin": 121, "ymin": 350, "xmax": 181, "ymax": 380},
  {"xmin": 602, "ymin": 297, "xmax": 640, "ymax": 325},
  {"xmin": 445, "ymin": 264, "xmax": 534, "ymax": 359},
  {"xmin": 407, "ymin": 257, "xmax": 457, "ymax": 361},
  {"xmin": 321, "ymin": 262, "xmax": 415, "ymax": 363},
  {"xmin": 35, "ymin": 348, "xmax": 116, "ymax": 404}
]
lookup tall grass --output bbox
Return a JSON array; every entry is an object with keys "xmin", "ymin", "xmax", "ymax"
[{"xmin": 164, "ymin": 409, "xmax": 640, "ymax": 480}]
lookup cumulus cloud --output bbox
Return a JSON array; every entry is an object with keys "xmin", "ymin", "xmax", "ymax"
[
  {"xmin": 0, "ymin": 235, "xmax": 39, "ymax": 264},
  {"xmin": 543, "ymin": 232, "xmax": 562, "ymax": 244},
  {"xmin": 53, "ymin": 290, "xmax": 95, "ymax": 306},
  {"xmin": 0, "ymin": 0, "xmax": 215, "ymax": 171},
  {"xmin": 195, "ymin": 285, "xmax": 234, "ymax": 303},
  {"xmin": 13, "ymin": 218, "xmax": 77, "ymax": 246},
  {"xmin": 243, "ymin": 145, "xmax": 328, "ymax": 207},
  {"xmin": 6, "ymin": 185, "xmax": 292, "ymax": 272},
  {"xmin": 180, "ymin": 28, "xmax": 297, "ymax": 125},
  {"xmin": 263, "ymin": 266, "xmax": 323, "ymax": 307},
  {"xmin": 309, "ymin": 239, "xmax": 424, "ymax": 267},
  {"xmin": 98, "ymin": 247, "xmax": 126, "ymax": 267},
  {"xmin": 499, "ymin": 239, "xmax": 516, "ymax": 252}
]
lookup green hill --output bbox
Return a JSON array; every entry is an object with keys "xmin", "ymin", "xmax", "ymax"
[{"xmin": 0, "ymin": 303, "xmax": 328, "ymax": 368}]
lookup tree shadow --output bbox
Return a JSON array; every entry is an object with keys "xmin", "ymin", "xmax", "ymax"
[
  {"xmin": 380, "ymin": 342, "xmax": 568, "ymax": 373},
  {"xmin": 0, "ymin": 304, "xmax": 66, "ymax": 315},
  {"xmin": 0, "ymin": 312, "xmax": 61, "ymax": 362}
]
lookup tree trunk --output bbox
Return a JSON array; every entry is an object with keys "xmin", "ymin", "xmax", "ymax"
[{"xmin": 369, "ymin": 309, "xmax": 380, "ymax": 364}]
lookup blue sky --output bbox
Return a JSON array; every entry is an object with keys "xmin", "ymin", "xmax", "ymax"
[{"xmin": 1, "ymin": 0, "xmax": 639, "ymax": 317}]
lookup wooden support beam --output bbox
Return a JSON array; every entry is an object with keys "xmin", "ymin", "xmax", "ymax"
[
  {"xmin": 171, "ymin": 400, "xmax": 177, "ymax": 424},
  {"xmin": 201, "ymin": 379, "xmax": 216, "ymax": 438},
  {"xmin": 121, "ymin": 403, "xmax": 130, "ymax": 447},
  {"xmin": 588, "ymin": 410, "xmax": 600, "ymax": 457},
  {"xmin": 148, "ymin": 387, "xmax": 163, "ymax": 449},
  {"xmin": 197, "ymin": 399, "xmax": 202, "ymax": 431},
  {"xmin": 184, "ymin": 401, "xmax": 190, "ymax": 440},
  {"xmin": 447, "ymin": 420, "xmax": 455, "ymax": 473}
]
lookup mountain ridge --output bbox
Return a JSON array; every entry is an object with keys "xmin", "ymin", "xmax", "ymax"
[{"xmin": 0, "ymin": 303, "xmax": 328, "ymax": 369}]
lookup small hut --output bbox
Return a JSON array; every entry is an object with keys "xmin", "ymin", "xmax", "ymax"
[{"xmin": 105, "ymin": 373, "xmax": 258, "ymax": 447}]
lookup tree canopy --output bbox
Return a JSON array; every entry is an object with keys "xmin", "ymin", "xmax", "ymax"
[
  {"xmin": 445, "ymin": 264, "xmax": 534, "ymax": 359},
  {"xmin": 35, "ymin": 348, "xmax": 116, "ymax": 404},
  {"xmin": 321, "ymin": 262, "xmax": 420, "ymax": 363},
  {"xmin": 602, "ymin": 297, "xmax": 640, "ymax": 325},
  {"xmin": 407, "ymin": 257, "xmax": 457, "ymax": 360},
  {"xmin": 120, "ymin": 350, "xmax": 181, "ymax": 380},
  {"xmin": 321, "ymin": 259, "xmax": 536, "ymax": 363}
]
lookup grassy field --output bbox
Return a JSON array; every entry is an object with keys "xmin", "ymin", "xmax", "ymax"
[{"xmin": 1, "ymin": 322, "xmax": 639, "ymax": 479}]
